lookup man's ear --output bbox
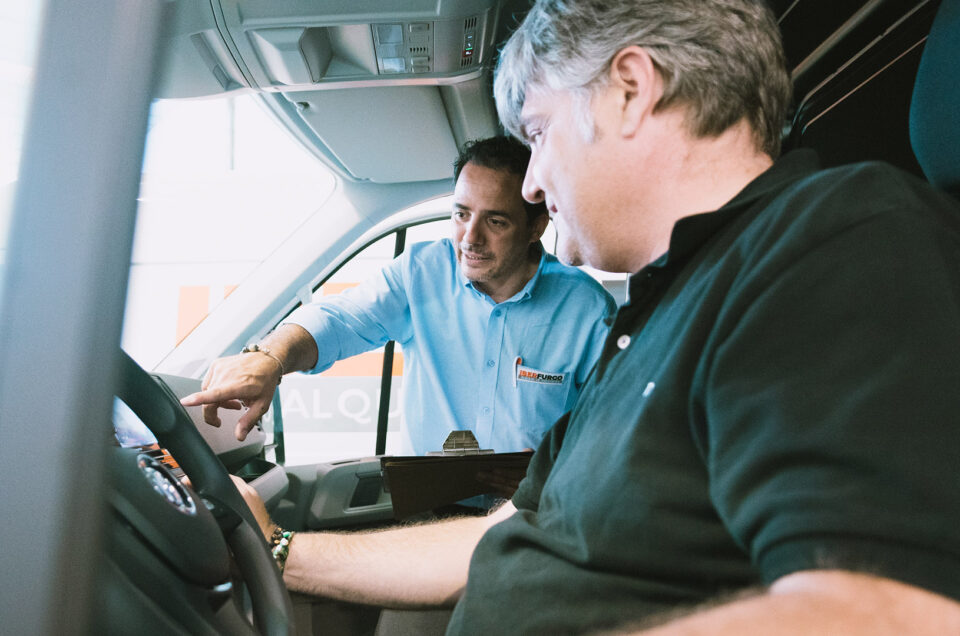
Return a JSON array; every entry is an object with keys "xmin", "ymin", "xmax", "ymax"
[{"xmin": 608, "ymin": 46, "xmax": 661, "ymax": 137}]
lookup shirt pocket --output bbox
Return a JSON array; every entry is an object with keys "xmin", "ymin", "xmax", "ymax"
[
  {"xmin": 511, "ymin": 323, "xmax": 581, "ymax": 437},
  {"xmin": 512, "ymin": 360, "xmax": 576, "ymax": 442}
]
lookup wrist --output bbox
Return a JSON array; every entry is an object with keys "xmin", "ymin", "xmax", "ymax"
[
  {"xmin": 241, "ymin": 343, "xmax": 284, "ymax": 384},
  {"xmin": 267, "ymin": 323, "xmax": 319, "ymax": 372}
]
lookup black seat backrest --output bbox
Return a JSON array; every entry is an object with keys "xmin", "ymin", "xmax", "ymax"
[{"xmin": 910, "ymin": 0, "xmax": 960, "ymax": 197}]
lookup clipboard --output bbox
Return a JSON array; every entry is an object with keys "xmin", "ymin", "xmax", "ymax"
[
  {"xmin": 380, "ymin": 451, "xmax": 532, "ymax": 518},
  {"xmin": 380, "ymin": 431, "xmax": 533, "ymax": 518}
]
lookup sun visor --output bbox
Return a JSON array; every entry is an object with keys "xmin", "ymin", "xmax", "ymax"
[{"xmin": 289, "ymin": 86, "xmax": 461, "ymax": 183}]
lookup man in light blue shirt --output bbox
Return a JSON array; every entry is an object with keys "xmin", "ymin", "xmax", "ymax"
[
  {"xmin": 183, "ymin": 136, "xmax": 614, "ymax": 459},
  {"xmin": 285, "ymin": 237, "xmax": 612, "ymax": 455}
]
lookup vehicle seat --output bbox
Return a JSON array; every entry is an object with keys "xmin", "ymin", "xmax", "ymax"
[{"xmin": 909, "ymin": 0, "xmax": 960, "ymax": 198}]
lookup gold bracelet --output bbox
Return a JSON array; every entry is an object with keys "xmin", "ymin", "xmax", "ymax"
[{"xmin": 241, "ymin": 343, "xmax": 284, "ymax": 384}]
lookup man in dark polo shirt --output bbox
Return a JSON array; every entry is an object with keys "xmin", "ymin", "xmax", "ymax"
[{"xmin": 233, "ymin": 0, "xmax": 960, "ymax": 633}]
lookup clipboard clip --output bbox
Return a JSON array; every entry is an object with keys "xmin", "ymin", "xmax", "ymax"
[{"xmin": 426, "ymin": 430, "xmax": 494, "ymax": 456}]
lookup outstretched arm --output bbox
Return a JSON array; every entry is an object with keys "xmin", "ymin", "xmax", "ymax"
[
  {"xmin": 232, "ymin": 476, "xmax": 515, "ymax": 608},
  {"xmin": 180, "ymin": 323, "xmax": 318, "ymax": 440},
  {"xmin": 285, "ymin": 503, "xmax": 515, "ymax": 608}
]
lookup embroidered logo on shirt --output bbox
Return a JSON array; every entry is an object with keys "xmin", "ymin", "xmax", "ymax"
[{"xmin": 516, "ymin": 363, "xmax": 565, "ymax": 385}]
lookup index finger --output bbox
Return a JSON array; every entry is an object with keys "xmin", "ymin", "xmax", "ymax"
[{"xmin": 180, "ymin": 385, "xmax": 245, "ymax": 407}]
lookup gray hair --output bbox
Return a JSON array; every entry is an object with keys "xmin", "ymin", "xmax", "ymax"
[{"xmin": 494, "ymin": 0, "xmax": 792, "ymax": 157}]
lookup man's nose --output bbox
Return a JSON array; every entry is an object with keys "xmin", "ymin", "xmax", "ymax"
[
  {"xmin": 522, "ymin": 163, "xmax": 545, "ymax": 204},
  {"xmin": 462, "ymin": 217, "xmax": 483, "ymax": 244}
]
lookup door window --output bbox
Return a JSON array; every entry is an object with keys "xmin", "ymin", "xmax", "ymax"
[{"xmin": 277, "ymin": 218, "xmax": 451, "ymax": 465}]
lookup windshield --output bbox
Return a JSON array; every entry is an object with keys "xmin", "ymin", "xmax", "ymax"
[{"xmin": 121, "ymin": 96, "xmax": 335, "ymax": 369}]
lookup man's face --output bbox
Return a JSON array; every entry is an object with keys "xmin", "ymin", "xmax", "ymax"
[
  {"xmin": 452, "ymin": 162, "xmax": 545, "ymax": 299},
  {"xmin": 519, "ymin": 87, "xmax": 625, "ymax": 271}
]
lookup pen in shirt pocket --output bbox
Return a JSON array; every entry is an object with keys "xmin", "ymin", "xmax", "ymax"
[{"xmin": 513, "ymin": 356, "xmax": 522, "ymax": 387}]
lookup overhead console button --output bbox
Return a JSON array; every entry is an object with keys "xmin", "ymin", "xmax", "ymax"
[
  {"xmin": 376, "ymin": 24, "xmax": 403, "ymax": 44},
  {"xmin": 380, "ymin": 57, "xmax": 406, "ymax": 73}
]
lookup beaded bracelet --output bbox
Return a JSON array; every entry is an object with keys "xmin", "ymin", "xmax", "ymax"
[{"xmin": 270, "ymin": 525, "xmax": 295, "ymax": 573}]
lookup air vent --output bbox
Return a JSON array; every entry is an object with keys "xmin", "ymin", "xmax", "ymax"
[
  {"xmin": 461, "ymin": 16, "xmax": 478, "ymax": 68},
  {"xmin": 409, "ymin": 46, "xmax": 429, "ymax": 55}
]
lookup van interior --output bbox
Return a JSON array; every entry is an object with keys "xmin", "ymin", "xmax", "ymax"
[{"xmin": 0, "ymin": 0, "xmax": 956, "ymax": 634}]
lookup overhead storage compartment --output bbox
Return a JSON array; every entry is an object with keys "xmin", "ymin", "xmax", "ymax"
[
  {"xmin": 156, "ymin": 0, "xmax": 501, "ymax": 97},
  {"xmin": 214, "ymin": 0, "xmax": 499, "ymax": 91}
]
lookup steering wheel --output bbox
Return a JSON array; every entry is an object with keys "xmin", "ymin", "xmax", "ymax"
[{"xmin": 111, "ymin": 349, "xmax": 294, "ymax": 635}]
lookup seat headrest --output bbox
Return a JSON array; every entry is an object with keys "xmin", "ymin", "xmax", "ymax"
[{"xmin": 910, "ymin": 0, "xmax": 960, "ymax": 196}]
